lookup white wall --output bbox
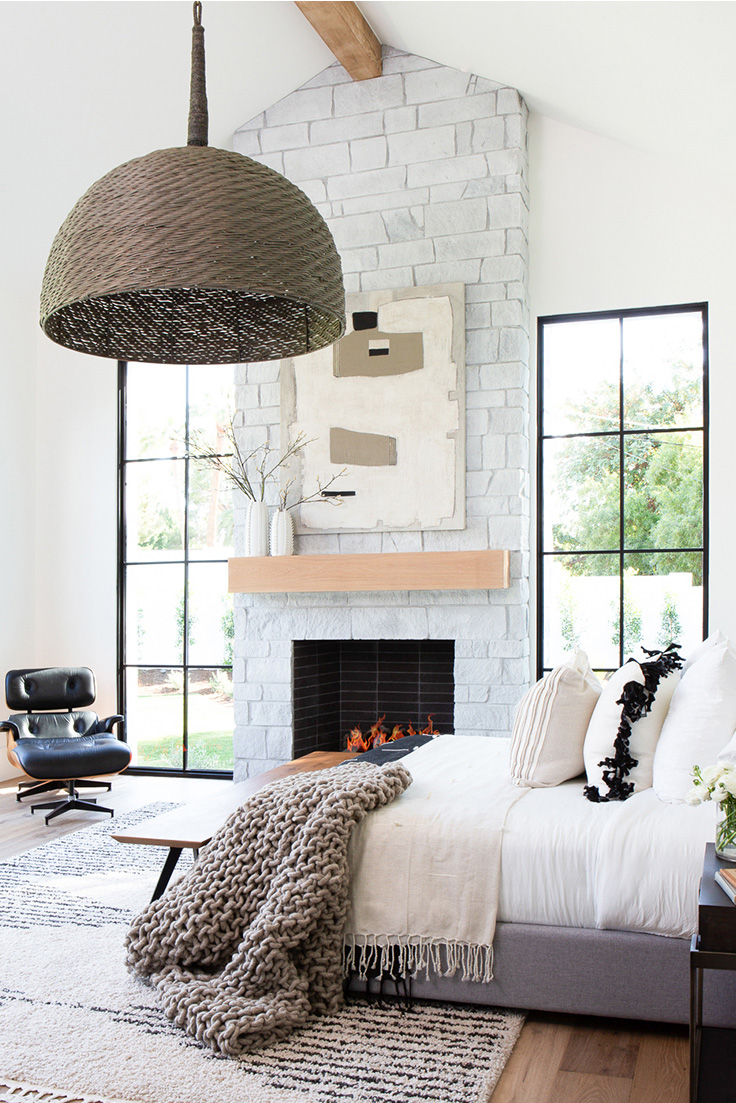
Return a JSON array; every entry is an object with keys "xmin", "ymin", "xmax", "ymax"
[
  {"xmin": 528, "ymin": 114, "xmax": 736, "ymax": 654},
  {"xmin": 0, "ymin": 331, "xmax": 119, "ymax": 783},
  {"xmin": 33, "ymin": 337, "xmax": 119, "ymax": 717},
  {"xmin": 0, "ymin": 304, "xmax": 37, "ymax": 781}
]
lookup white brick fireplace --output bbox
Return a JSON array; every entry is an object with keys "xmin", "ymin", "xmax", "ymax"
[{"xmin": 230, "ymin": 47, "xmax": 531, "ymax": 781}]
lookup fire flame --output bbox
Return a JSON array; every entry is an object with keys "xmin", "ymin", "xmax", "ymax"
[{"xmin": 346, "ymin": 714, "xmax": 439, "ymax": 753}]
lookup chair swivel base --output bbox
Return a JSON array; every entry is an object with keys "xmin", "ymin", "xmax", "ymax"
[
  {"xmin": 18, "ymin": 778, "xmax": 112, "ymax": 803},
  {"xmin": 27, "ymin": 781, "xmax": 115, "ymax": 825},
  {"xmin": 31, "ymin": 796, "xmax": 114, "ymax": 825}
]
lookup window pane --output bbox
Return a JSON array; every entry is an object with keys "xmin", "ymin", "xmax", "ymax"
[
  {"xmin": 542, "ymin": 318, "xmax": 620, "ymax": 436},
  {"xmin": 623, "ymin": 312, "xmax": 704, "ymax": 431},
  {"xmin": 623, "ymin": 553, "xmax": 704, "ymax": 657},
  {"xmin": 187, "ymin": 563, "xmax": 233, "ymax": 666},
  {"xmin": 543, "ymin": 436, "xmax": 620, "ymax": 552},
  {"xmin": 187, "ymin": 458, "xmax": 234, "ymax": 558},
  {"xmin": 623, "ymin": 431, "xmax": 703, "ymax": 550},
  {"xmin": 543, "ymin": 554, "xmax": 620, "ymax": 670},
  {"xmin": 126, "ymin": 564, "xmax": 184, "ymax": 665},
  {"xmin": 186, "ymin": 668, "xmax": 234, "ymax": 771},
  {"xmin": 188, "ymin": 364, "xmax": 236, "ymax": 451},
  {"xmin": 539, "ymin": 307, "xmax": 706, "ymax": 676},
  {"xmin": 126, "ymin": 667, "xmax": 184, "ymax": 770},
  {"xmin": 126, "ymin": 460, "xmax": 185, "ymax": 561},
  {"xmin": 123, "ymin": 361, "xmax": 235, "ymax": 775},
  {"xmin": 126, "ymin": 364, "xmax": 186, "ymax": 460}
]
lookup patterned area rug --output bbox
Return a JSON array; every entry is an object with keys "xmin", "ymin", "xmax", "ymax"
[{"xmin": 0, "ymin": 807, "xmax": 524, "ymax": 1103}]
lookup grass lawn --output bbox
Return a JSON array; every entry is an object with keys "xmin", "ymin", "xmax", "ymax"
[
  {"xmin": 132, "ymin": 690, "xmax": 234, "ymax": 770},
  {"xmin": 136, "ymin": 731, "xmax": 233, "ymax": 770}
]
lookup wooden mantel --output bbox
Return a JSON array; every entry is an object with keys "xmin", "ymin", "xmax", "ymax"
[{"xmin": 228, "ymin": 549, "xmax": 510, "ymax": 594}]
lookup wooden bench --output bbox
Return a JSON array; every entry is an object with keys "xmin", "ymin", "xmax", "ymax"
[{"xmin": 112, "ymin": 751, "xmax": 354, "ymax": 901}]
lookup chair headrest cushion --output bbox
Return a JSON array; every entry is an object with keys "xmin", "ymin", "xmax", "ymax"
[{"xmin": 6, "ymin": 667, "xmax": 96, "ymax": 711}]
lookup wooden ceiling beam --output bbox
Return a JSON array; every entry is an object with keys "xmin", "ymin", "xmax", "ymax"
[{"xmin": 295, "ymin": 1, "xmax": 382, "ymax": 81}]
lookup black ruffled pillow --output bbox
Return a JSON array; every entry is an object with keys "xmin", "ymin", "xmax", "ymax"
[{"xmin": 583, "ymin": 646, "xmax": 683, "ymax": 802}]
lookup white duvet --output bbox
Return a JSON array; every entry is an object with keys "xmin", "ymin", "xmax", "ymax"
[
  {"xmin": 501, "ymin": 773, "xmax": 715, "ymax": 937},
  {"xmin": 350, "ymin": 735, "xmax": 716, "ymax": 950}
]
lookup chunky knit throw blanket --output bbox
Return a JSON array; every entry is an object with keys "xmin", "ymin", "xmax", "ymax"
[{"xmin": 125, "ymin": 761, "xmax": 411, "ymax": 1057}]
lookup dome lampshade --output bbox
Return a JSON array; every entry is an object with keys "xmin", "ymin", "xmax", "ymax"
[{"xmin": 39, "ymin": 2, "xmax": 345, "ymax": 365}]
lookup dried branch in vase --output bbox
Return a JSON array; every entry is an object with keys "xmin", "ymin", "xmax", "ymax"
[{"xmin": 181, "ymin": 420, "xmax": 347, "ymax": 510}]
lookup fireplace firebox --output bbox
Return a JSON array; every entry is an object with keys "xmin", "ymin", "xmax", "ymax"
[{"xmin": 292, "ymin": 639, "xmax": 455, "ymax": 758}]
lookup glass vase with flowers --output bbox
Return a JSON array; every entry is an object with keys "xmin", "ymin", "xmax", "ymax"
[{"xmin": 688, "ymin": 762, "xmax": 736, "ymax": 862}]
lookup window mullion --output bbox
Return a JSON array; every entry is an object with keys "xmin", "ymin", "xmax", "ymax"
[
  {"xmin": 702, "ymin": 306, "xmax": 710, "ymax": 642},
  {"xmin": 536, "ymin": 320, "xmax": 545, "ymax": 678},
  {"xmin": 117, "ymin": 361, "xmax": 127, "ymax": 729},
  {"xmin": 618, "ymin": 316, "xmax": 625, "ymax": 667},
  {"xmin": 182, "ymin": 365, "xmax": 190, "ymax": 773}
]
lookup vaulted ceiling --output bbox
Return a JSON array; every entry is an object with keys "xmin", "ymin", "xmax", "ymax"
[
  {"xmin": 4, "ymin": 1, "xmax": 735, "ymax": 292},
  {"xmin": 362, "ymin": 1, "xmax": 736, "ymax": 173}
]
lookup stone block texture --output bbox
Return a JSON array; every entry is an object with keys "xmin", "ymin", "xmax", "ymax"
[{"xmin": 231, "ymin": 46, "xmax": 530, "ymax": 781}]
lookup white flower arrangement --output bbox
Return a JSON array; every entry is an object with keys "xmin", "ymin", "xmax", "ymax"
[
  {"xmin": 687, "ymin": 762, "xmax": 736, "ymax": 805},
  {"xmin": 689, "ymin": 761, "xmax": 736, "ymax": 858}
]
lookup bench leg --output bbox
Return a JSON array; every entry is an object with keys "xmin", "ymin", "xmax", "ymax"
[{"xmin": 150, "ymin": 847, "xmax": 183, "ymax": 902}]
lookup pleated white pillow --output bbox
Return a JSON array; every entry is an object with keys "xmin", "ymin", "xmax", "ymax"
[
  {"xmin": 583, "ymin": 661, "xmax": 680, "ymax": 797},
  {"xmin": 510, "ymin": 651, "xmax": 602, "ymax": 788},
  {"xmin": 653, "ymin": 642, "xmax": 736, "ymax": 803}
]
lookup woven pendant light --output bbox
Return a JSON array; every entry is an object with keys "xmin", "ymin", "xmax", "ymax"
[{"xmin": 39, "ymin": 2, "xmax": 345, "ymax": 365}]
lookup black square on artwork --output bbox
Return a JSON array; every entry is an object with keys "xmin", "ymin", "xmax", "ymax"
[{"xmin": 352, "ymin": 311, "xmax": 378, "ymax": 331}]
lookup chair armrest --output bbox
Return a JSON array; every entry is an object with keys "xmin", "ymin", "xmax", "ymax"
[
  {"xmin": 1, "ymin": 719, "xmax": 21, "ymax": 767},
  {"xmin": 96, "ymin": 715, "xmax": 126, "ymax": 740},
  {"xmin": 0, "ymin": 719, "xmax": 21, "ymax": 743}
]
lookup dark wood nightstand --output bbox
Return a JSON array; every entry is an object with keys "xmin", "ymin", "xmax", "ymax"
[{"xmin": 690, "ymin": 843, "xmax": 736, "ymax": 1103}]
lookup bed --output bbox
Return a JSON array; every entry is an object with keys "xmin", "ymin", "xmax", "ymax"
[
  {"xmin": 127, "ymin": 640, "xmax": 736, "ymax": 1045},
  {"xmin": 344, "ymin": 734, "xmax": 736, "ymax": 1026}
]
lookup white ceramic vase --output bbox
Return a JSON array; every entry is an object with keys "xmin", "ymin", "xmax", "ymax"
[
  {"xmin": 245, "ymin": 501, "xmax": 269, "ymax": 557},
  {"xmin": 270, "ymin": 508, "xmax": 294, "ymax": 556}
]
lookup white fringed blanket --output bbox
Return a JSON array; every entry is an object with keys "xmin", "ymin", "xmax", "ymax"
[{"xmin": 345, "ymin": 735, "xmax": 527, "ymax": 982}]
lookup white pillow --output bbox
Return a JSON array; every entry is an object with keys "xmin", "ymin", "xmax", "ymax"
[
  {"xmin": 584, "ymin": 661, "xmax": 680, "ymax": 798},
  {"xmin": 510, "ymin": 651, "xmax": 601, "ymax": 788},
  {"xmin": 653, "ymin": 642, "xmax": 736, "ymax": 803},
  {"xmin": 681, "ymin": 630, "xmax": 727, "ymax": 674}
]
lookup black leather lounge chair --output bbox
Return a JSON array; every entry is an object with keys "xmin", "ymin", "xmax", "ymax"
[{"xmin": 1, "ymin": 667, "xmax": 131, "ymax": 824}]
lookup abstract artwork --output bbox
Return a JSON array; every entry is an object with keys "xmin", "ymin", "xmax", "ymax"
[{"xmin": 280, "ymin": 283, "xmax": 465, "ymax": 534}]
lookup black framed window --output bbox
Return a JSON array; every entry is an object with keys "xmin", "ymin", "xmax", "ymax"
[
  {"xmin": 118, "ymin": 361, "xmax": 235, "ymax": 776},
  {"xmin": 537, "ymin": 303, "xmax": 708, "ymax": 678}
]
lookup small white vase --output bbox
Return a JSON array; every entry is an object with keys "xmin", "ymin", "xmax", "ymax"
[
  {"xmin": 270, "ymin": 509, "xmax": 294, "ymax": 556},
  {"xmin": 245, "ymin": 501, "xmax": 269, "ymax": 557}
]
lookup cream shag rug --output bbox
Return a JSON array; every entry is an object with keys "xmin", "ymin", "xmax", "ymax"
[{"xmin": 0, "ymin": 806, "xmax": 524, "ymax": 1103}]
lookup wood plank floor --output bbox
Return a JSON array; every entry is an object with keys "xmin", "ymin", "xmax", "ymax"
[
  {"xmin": 494, "ymin": 1013, "xmax": 688, "ymax": 1103},
  {"xmin": 0, "ymin": 771, "xmax": 690, "ymax": 1101},
  {"xmin": 0, "ymin": 770, "xmax": 230, "ymax": 860}
]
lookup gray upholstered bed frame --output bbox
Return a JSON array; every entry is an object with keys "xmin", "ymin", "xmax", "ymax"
[{"xmin": 354, "ymin": 922, "xmax": 736, "ymax": 1026}]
